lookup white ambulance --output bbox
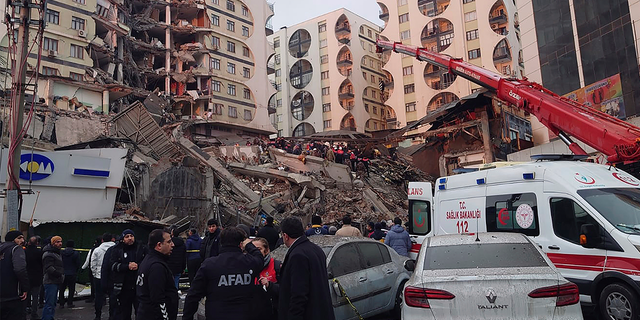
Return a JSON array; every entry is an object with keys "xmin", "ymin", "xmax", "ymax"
[{"xmin": 407, "ymin": 160, "xmax": 640, "ymax": 319}]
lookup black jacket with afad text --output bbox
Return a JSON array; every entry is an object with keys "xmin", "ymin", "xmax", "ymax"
[
  {"xmin": 278, "ymin": 235, "xmax": 335, "ymax": 320},
  {"xmin": 183, "ymin": 243, "xmax": 263, "ymax": 320},
  {"xmin": 136, "ymin": 249, "xmax": 178, "ymax": 320}
]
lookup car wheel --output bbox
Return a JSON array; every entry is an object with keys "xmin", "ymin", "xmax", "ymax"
[
  {"xmin": 392, "ymin": 281, "xmax": 407, "ymax": 319},
  {"xmin": 599, "ymin": 283, "xmax": 639, "ymax": 320}
]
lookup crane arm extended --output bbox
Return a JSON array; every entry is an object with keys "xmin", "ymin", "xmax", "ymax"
[{"xmin": 377, "ymin": 40, "xmax": 640, "ymax": 163}]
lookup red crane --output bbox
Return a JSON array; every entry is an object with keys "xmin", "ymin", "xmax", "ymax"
[{"xmin": 377, "ymin": 40, "xmax": 640, "ymax": 163}]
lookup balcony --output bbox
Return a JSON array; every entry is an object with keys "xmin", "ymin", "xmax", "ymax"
[
  {"xmin": 379, "ymin": 11, "xmax": 389, "ymax": 20},
  {"xmin": 493, "ymin": 47, "xmax": 511, "ymax": 63},
  {"xmin": 339, "ymin": 91, "xmax": 354, "ymax": 100},
  {"xmin": 424, "ymin": 68, "xmax": 442, "ymax": 79},
  {"xmin": 337, "ymin": 58, "xmax": 353, "ymax": 67},
  {"xmin": 421, "ymin": 26, "xmax": 453, "ymax": 42},
  {"xmin": 489, "ymin": 13, "xmax": 507, "ymax": 25},
  {"xmin": 335, "ymin": 24, "xmax": 351, "ymax": 35}
]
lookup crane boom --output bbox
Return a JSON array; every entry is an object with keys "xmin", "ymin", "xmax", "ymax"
[{"xmin": 377, "ymin": 40, "xmax": 640, "ymax": 163}]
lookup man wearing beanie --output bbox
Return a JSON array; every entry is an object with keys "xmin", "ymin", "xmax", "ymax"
[
  {"xmin": 59, "ymin": 240, "xmax": 80, "ymax": 308},
  {"xmin": 0, "ymin": 230, "xmax": 29, "ymax": 320},
  {"xmin": 200, "ymin": 219, "xmax": 221, "ymax": 260},
  {"xmin": 42, "ymin": 236, "xmax": 64, "ymax": 320},
  {"xmin": 108, "ymin": 229, "xmax": 147, "ymax": 320}
]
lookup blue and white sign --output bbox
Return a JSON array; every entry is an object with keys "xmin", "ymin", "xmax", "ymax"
[{"xmin": 20, "ymin": 154, "xmax": 55, "ymax": 181}]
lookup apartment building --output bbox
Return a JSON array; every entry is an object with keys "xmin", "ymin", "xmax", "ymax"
[
  {"xmin": 1, "ymin": 0, "xmax": 276, "ymax": 136},
  {"xmin": 517, "ymin": 0, "xmax": 640, "ymax": 145},
  {"xmin": 377, "ymin": 0, "xmax": 523, "ymax": 131},
  {"xmin": 267, "ymin": 8, "xmax": 392, "ymax": 137}
]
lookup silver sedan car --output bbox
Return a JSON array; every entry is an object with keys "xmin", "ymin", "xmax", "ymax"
[
  {"xmin": 402, "ymin": 232, "xmax": 584, "ymax": 320},
  {"xmin": 272, "ymin": 235, "xmax": 412, "ymax": 320}
]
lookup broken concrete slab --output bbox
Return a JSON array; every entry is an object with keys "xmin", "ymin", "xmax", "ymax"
[
  {"xmin": 363, "ymin": 188, "xmax": 394, "ymax": 221},
  {"xmin": 227, "ymin": 162, "xmax": 325, "ymax": 191},
  {"xmin": 269, "ymin": 148, "xmax": 352, "ymax": 187}
]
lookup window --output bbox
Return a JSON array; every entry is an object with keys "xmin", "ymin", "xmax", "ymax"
[
  {"xmin": 404, "ymin": 84, "xmax": 415, "ymax": 94},
  {"xmin": 400, "ymin": 30, "xmax": 410, "ymax": 40},
  {"xmin": 69, "ymin": 72, "xmax": 83, "ymax": 81},
  {"xmin": 328, "ymin": 244, "xmax": 362, "ymax": 278},
  {"xmin": 42, "ymin": 66, "xmax": 58, "ymax": 76},
  {"xmin": 227, "ymin": 62, "xmax": 235, "ymax": 74},
  {"xmin": 227, "ymin": 84, "xmax": 236, "ymax": 95},
  {"xmin": 212, "ymin": 36, "xmax": 220, "ymax": 48},
  {"xmin": 243, "ymin": 67, "xmax": 250, "ymax": 78},
  {"xmin": 486, "ymin": 193, "xmax": 539, "ymax": 236},
  {"xmin": 397, "ymin": 0, "xmax": 407, "ymax": 5},
  {"xmin": 322, "ymin": 103, "xmax": 331, "ymax": 112},
  {"xmin": 276, "ymin": 99, "xmax": 282, "ymax": 107},
  {"xmin": 241, "ymin": 46, "xmax": 250, "ymax": 58},
  {"xmin": 323, "ymin": 120, "xmax": 331, "ymax": 128},
  {"xmin": 318, "ymin": 23, "xmax": 326, "ymax": 33},
  {"xmin": 368, "ymin": 30, "xmax": 372, "ymax": 38},
  {"xmin": 399, "ymin": 13, "xmax": 409, "ymax": 23},
  {"xmin": 374, "ymin": 122, "xmax": 378, "ymax": 130},
  {"xmin": 275, "ymin": 69, "xmax": 281, "ymax": 77},
  {"xmin": 228, "ymin": 106, "xmax": 237, "ymax": 118},
  {"xmin": 243, "ymin": 88, "xmax": 251, "ymax": 99},
  {"xmin": 322, "ymin": 87, "xmax": 330, "ymax": 95},
  {"xmin": 227, "ymin": 41, "xmax": 235, "ymax": 52},
  {"xmin": 464, "ymin": 11, "xmax": 477, "ymax": 22},
  {"xmin": 241, "ymin": 5, "xmax": 248, "ymax": 16},
  {"xmin": 466, "ymin": 29, "xmax": 479, "ymax": 41},
  {"xmin": 370, "ymin": 75, "xmax": 375, "ymax": 83},
  {"xmin": 244, "ymin": 109, "xmax": 252, "ymax": 120},
  {"xmin": 212, "ymin": 103, "xmax": 223, "ymax": 115},
  {"xmin": 242, "ymin": 26, "xmax": 249, "ymax": 37},
  {"xmin": 410, "ymin": 200, "xmax": 431, "ymax": 235},
  {"xmin": 373, "ymin": 106, "xmax": 378, "ymax": 114},
  {"xmin": 405, "ymin": 102, "xmax": 416, "ymax": 112},
  {"xmin": 70, "ymin": 44, "xmax": 83, "ymax": 59},
  {"xmin": 46, "ymin": 9, "xmax": 59, "ymax": 25},
  {"xmin": 320, "ymin": 55, "xmax": 328, "ymax": 64},
  {"xmin": 321, "ymin": 71, "xmax": 329, "ymax": 79},
  {"xmin": 372, "ymin": 91, "xmax": 377, "ymax": 99},
  {"xmin": 212, "ymin": 80, "xmax": 221, "ymax": 92},
  {"xmin": 468, "ymin": 48, "xmax": 481, "ymax": 59},
  {"xmin": 274, "ymin": 54, "xmax": 280, "ymax": 64},
  {"xmin": 211, "ymin": 58, "xmax": 220, "ymax": 70},
  {"xmin": 73, "ymin": 0, "xmax": 85, "ymax": 4},
  {"xmin": 71, "ymin": 16, "xmax": 85, "ymax": 30},
  {"xmin": 43, "ymin": 37, "xmax": 58, "ymax": 51},
  {"xmin": 319, "ymin": 39, "xmax": 327, "ymax": 48},
  {"xmin": 550, "ymin": 198, "xmax": 599, "ymax": 245},
  {"xmin": 273, "ymin": 39, "xmax": 279, "ymax": 48},
  {"xmin": 212, "ymin": 15, "xmax": 219, "ymax": 26},
  {"xmin": 463, "ymin": 0, "xmax": 474, "ymax": 3},
  {"xmin": 212, "ymin": 0, "xmax": 218, "ymax": 4},
  {"xmin": 423, "ymin": 243, "xmax": 547, "ymax": 270},
  {"xmin": 227, "ymin": 20, "xmax": 235, "ymax": 32},
  {"xmin": 357, "ymin": 242, "xmax": 388, "ymax": 267},
  {"xmin": 362, "ymin": 72, "xmax": 367, "ymax": 79},
  {"xmin": 402, "ymin": 66, "xmax": 413, "ymax": 76},
  {"xmin": 226, "ymin": 0, "xmax": 235, "ymax": 11}
]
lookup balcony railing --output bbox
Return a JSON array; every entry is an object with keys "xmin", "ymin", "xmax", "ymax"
[
  {"xmin": 335, "ymin": 24, "xmax": 351, "ymax": 34},
  {"xmin": 339, "ymin": 92, "xmax": 355, "ymax": 99},
  {"xmin": 493, "ymin": 47, "xmax": 511, "ymax": 61},
  {"xmin": 337, "ymin": 58, "xmax": 353, "ymax": 66},
  {"xmin": 421, "ymin": 26, "xmax": 453, "ymax": 41},
  {"xmin": 379, "ymin": 11, "xmax": 389, "ymax": 20},
  {"xmin": 489, "ymin": 13, "xmax": 507, "ymax": 25},
  {"xmin": 424, "ymin": 69, "xmax": 442, "ymax": 78}
]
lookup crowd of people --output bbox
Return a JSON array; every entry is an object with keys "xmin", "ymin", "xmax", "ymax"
[{"xmin": 0, "ymin": 213, "xmax": 412, "ymax": 320}]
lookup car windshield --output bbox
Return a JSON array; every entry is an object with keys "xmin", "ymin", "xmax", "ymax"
[
  {"xmin": 577, "ymin": 188, "xmax": 640, "ymax": 234},
  {"xmin": 423, "ymin": 243, "xmax": 548, "ymax": 270}
]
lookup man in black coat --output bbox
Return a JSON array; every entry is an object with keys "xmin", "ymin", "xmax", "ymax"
[
  {"xmin": 25, "ymin": 236, "xmax": 43, "ymax": 320},
  {"xmin": 199, "ymin": 219, "xmax": 221, "ymax": 259},
  {"xmin": 183, "ymin": 227, "xmax": 263, "ymax": 320},
  {"xmin": 59, "ymin": 240, "xmax": 80, "ymax": 308},
  {"xmin": 108, "ymin": 229, "xmax": 147, "ymax": 320},
  {"xmin": 166, "ymin": 227, "xmax": 186, "ymax": 289},
  {"xmin": 136, "ymin": 229, "xmax": 178, "ymax": 320},
  {"xmin": 0, "ymin": 230, "xmax": 29, "ymax": 320},
  {"xmin": 277, "ymin": 217, "xmax": 334, "ymax": 320},
  {"xmin": 256, "ymin": 217, "xmax": 279, "ymax": 251}
]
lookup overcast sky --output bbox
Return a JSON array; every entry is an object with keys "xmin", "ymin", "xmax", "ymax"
[{"xmin": 270, "ymin": 0, "xmax": 383, "ymax": 29}]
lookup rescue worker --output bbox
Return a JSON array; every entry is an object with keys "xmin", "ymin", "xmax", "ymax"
[
  {"xmin": 200, "ymin": 219, "xmax": 221, "ymax": 259},
  {"xmin": 108, "ymin": 229, "xmax": 147, "ymax": 320},
  {"xmin": 136, "ymin": 229, "xmax": 178, "ymax": 320},
  {"xmin": 304, "ymin": 215, "xmax": 328, "ymax": 236},
  {"xmin": 182, "ymin": 227, "xmax": 263, "ymax": 320},
  {"xmin": 0, "ymin": 230, "xmax": 29, "ymax": 320}
]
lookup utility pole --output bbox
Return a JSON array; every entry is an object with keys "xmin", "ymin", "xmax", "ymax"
[{"xmin": 2, "ymin": 0, "xmax": 31, "ymax": 235}]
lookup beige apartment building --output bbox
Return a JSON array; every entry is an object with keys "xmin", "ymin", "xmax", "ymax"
[
  {"xmin": 377, "ymin": 0, "xmax": 523, "ymax": 132},
  {"xmin": 0, "ymin": 0, "xmax": 276, "ymax": 136},
  {"xmin": 267, "ymin": 8, "xmax": 394, "ymax": 137}
]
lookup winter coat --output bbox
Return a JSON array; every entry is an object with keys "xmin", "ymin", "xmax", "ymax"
[
  {"xmin": 167, "ymin": 237, "xmax": 186, "ymax": 275},
  {"xmin": 0, "ymin": 242, "xmax": 29, "ymax": 302},
  {"xmin": 108, "ymin": 241, "xmax": 147, "ymax": 293},
  {"xmin": 384, "ymin": 225, "xmax": 412, "ymax": 257},
  {"xmin": 25, "ymin": 244, "xmax": 43, "ymax": 287},
  {"xmin": 257, "ymin": 224, "xmax": 280, "ymax": 251},
  {"xmin": 90, "ymin": 241, "xmax": 115, "ymax": 279},
  {"xmin": 370, "ymin": 229, "xmax": 386, "ymax": 241},
  {"xmin": 278, "ymin": 236, "xmax": 335, "ymax": 320},
  {"xmin": 136, "ymin": 250, "xmax": 178, "ymax": 320},
  {"xmin": 335, "ymin": 225, "xmax": 362, "ymax": 237},
  {"xmin": 199, "ymin": 229, "xmax": 221, "ymax": 260},
  {"xmin": 61, "ymin": 247, "xmax": 80, "ymax": 276},
  {"xmin": 304, "ymin": 226, "xmax": 328, "ymax": 237},
  {"xmin": 42, "ymin": 244, "xmax": 64, "ymax": 285},
  {"xmin": 182, "ymin": 243, "xmax": 263, "ymax": 320},
  {"xmin": 185, "ymin": 234, "xmax": 202, "ymax": 261}
]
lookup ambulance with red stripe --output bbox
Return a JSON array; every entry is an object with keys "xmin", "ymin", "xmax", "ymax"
[{"xmin": 407, "ymin": 160, "xmax": 640, "ymax": 318}]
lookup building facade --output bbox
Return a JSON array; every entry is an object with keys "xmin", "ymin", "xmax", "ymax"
[
  {"xmin": 518, "ymin": 0, "xmax": 640, "ymax": 145},
  {"xmin": 377, "ymin": 0, "xmax": 523, "ymax": 134},
  {"xmin": 268, "ymin": 9, "xmax": 394, "ymax": 137},
  {"xmin": 0, "ymin": 0, "xmax": 276, "ymax": 135}
]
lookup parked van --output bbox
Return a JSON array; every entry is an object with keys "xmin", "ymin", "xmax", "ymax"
[{"xmin": 407, "ymin": 160, "xmax": 640, "ymax": 320}]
